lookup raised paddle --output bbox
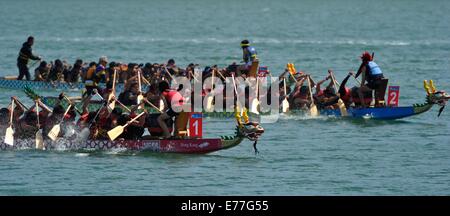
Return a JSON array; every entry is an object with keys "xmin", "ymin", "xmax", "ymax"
[
  {"xmin": 306, "ymin": 76, "xmax": 319, "ymax": 117},
  {"xmin": 107, "ymin": 69, "xmax": 117, "ymax": 112},
  {"xmin": 107, "ymin": 112, "xmax": 145, "ymax": 141},
  {"xmin": 4, "ymin": 99, "xmax": 15, "ymax": 146},
  {"xmin": 282, "ymin": 78, "xmax": 290, "ymax": 113},
  {"xmin": 47, "ymin": 104, "xmax": 72, "ymax": 141},
  {"xmin": 328, "ymin": 70, "xmax": 348, "ymax": 117},
  {"xmin": 35, "ymin": 100, "xmax": 44, "ymax": 150}
]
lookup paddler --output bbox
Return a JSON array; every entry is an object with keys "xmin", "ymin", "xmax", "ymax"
[
  {"xmin": 355, "ymin": 51, "xmax": 387, "ymax": 107},
  {"xmin": 17, "ymin": 36, "xmax": 41, "ymax": 81},
  {"xmin": 34, "ymin": 61, "xmax": 50, "ymax": 81},
  {"xmin": 157, "ymin": 81, "xmax": 185, "ymax": 138}
]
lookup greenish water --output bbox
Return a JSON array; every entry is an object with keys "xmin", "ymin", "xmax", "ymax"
[{"xmin": 0, "ymin": 0, "xmax": 449, "ymax": 195}]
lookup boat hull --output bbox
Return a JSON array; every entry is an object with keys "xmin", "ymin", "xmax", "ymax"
[
  {"xmin": 0, "ymin": 137, "xmax": 243, "ymax": 154},
  {"xmin": 0, "ymin": 78, "xmax": 128, "ymax": 92},
  {"xmin": 320, "ymin": 105, "xmax": 432, "ymax": 120}
]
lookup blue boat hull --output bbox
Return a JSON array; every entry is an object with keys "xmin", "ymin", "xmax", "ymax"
[{"xmin": 320, "ymin": 105, "xmax": 431, "ymax": 120}]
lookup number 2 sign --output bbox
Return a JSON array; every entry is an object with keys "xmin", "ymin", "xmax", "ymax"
[
  {"xmin": 189, "ymin": 112, "xmax": 203, "ymax": 138},
  {"xmin": 387, "ymin": 86, "xmax": 400, "ymax": 107}
]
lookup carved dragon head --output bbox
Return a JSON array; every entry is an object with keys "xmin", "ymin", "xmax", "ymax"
[{"xmin": 424, "ymin": 80, "xmax": 450, "ymax": 117}]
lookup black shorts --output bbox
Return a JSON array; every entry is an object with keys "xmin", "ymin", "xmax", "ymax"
[{"xmin": 166, "ymin": 108, "xmax": 179, "ymax": 117}]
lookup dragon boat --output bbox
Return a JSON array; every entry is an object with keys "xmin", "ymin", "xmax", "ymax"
[
  {"xmin": 319, "ymin": 80, "xmax": 449, "ymax": 119},
  {"xmin": 23, "ymin": 80, "xmax": 449, "ymax": 120},
  {"xmin": 0, "ymin": 108, "xmax": 264, "ymax": 153}
]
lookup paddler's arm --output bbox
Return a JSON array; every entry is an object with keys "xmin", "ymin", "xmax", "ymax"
[
  {"xmin": 354, "ymin": 62, "xmax": 365, "ymax": 79},
  {"xmin": 339, "ymin": 72, "xmax": 353, "ymax": 96}
]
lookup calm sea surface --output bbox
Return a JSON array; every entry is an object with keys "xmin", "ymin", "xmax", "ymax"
[{"xmin": 0, "ymin": 0, "xmax": 449, "ymax": 195}]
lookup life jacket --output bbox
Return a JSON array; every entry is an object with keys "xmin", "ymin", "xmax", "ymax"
[
  {"xmin": 162, "ymin": 90, "xmax": 184, "ymax": 109},
  {"xmin": 244, "ymin": 46, "xmax": 257, "ymax": 63},
  {"xmin": 366, "ymin": 61, "xmax": 383, "ymax": 81},
  {"xmin": 84, "ymin": 66, "xmax": 97, "ymax": 86}
]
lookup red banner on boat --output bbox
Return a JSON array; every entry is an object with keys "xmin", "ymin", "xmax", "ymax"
[
  {"xmin": 189, "ymin": 112, "xmax": 203, "ymax": 138},
  {"xmin": 388, "ymin": 86, "xmax": 400, "ymax": 107}
]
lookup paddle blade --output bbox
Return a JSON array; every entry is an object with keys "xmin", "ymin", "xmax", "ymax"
[
  {"xmin": 282, "ymin": 98, "xmax": 290, "ymax": 113},
  {"xmin": 337, "ymin": 99, "xmax": 348, "ymax": 116},
  {"xmin": 47, "ymin": 124, "xmax": 61, "ymax": 141},
  {"xmin": 107, "ymin": 125, "xmax": 124, "ymax": 141},
  {"xmin": 205, "ymin": 96, "xmax": 214, "ymax": 112},
  {"xmin": 4, "ymin": 126, "xmax": 14, "ymax": 146},
  {"xmin": 250, "ymin": 99, "xmax": 260, "ymax": 114},
  {"xmin": 310, "ymin": 104, "xmax": 319, "ymax": 117},
  {"xmin": 35, "ymin": 130, "xmax": 44, "ymax": 150},
  {"xmin": 159, "ymin": 99, "xmax": 165, "ymax": 111},
  {"xmin": 137, "ymin": 95, "xmax": 144, "ymax": 110}
]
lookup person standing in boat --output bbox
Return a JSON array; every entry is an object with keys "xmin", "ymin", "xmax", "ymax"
[
  {"xmin": 237, "ymin": 40, "xmax": 258, "ymax": 75},
  {"xmin": 157, "ymin": 81, "xmax": 185, "ymax": 138},
  {"xmin": 355, "ymin": 51, "xmax": 386, "ymax": 107},
  {"xmin": 17, "ymin": 36, "xmax": 41, "ymax": 80}
]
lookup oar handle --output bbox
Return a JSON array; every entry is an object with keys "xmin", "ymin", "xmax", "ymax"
[
  {"xmin": 62, "ymin": 95, "xmax": 82, "ymax": 114},
  {"xmin": 115, "ymin": 99, "xmax": 132, "ymax": 112},
  {"xmin": 143, "ymin": 98, "xmax": 163, "ymax": 113},
  {"xmin": 59, "ymin": 104, "xmax": 72, "ymax": 123},
  {"xmin": 9, "ymin": 99, "xmax": 15, "ymax": 126},
  {"xmin": 163, "ymin": 66, "xmax": 177, "ymax": 84},
  {"xmin": 124, "ymin": 112, "xmax": 145, "ymax": 128}
]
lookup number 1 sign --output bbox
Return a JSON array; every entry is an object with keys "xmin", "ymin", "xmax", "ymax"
[
  {"xmin": 387, "ymin": 86, "xmax": 400, "ymax": 107},
  {"xmin": 189, "ymin": 112, "xmax": 203, "ymax": 138}
]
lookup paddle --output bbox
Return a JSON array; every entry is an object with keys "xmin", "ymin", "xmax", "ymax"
[
  {"xmin": 282, "ymin": 78, "xmax": 290, "ymax": 113},
  {"xmin": 163, "ymin": 65, "xmax": 178, "ymax": 84},
  {"xmin": 306, "ymin": 76, "xmax": 319, "ymax": 117},
  {"xmin": 143, "ymin": 98, "xmax": 163, "ymax": 113},
  {"xmin": 47, "ymin": 104, "xmax": 72, "ymax": 141},
  {"xmin": 35, "ymin": 100, "xmax": 44, "ymax": 150},
  {"xmin": 4, "ymin": 99, "xmax": 15, "ymax": 146},
  {"xmin": 107, "ymin": 112, "xmax": 145, "ymax": 141},
  {"xmin": 250, "ymin": 76, "xmax": 260, "ymax": 114},
  {"xmin": 329, "ymin": 70, "xmax": 348, "ymax": 116},
  {"xmin": 137, "ymin": 70, "xmax": 144, "ymax": 110},
  {"xmin": 107, "ymin": 69, "xmax": 117, "ymax": 112},
  {"xmin": 61, "ymin": 94, "xmax": 82, "ymax": 115},
  {"xmin": 205, "ymin": 69, "xmax": 214, "ymax": 112}
]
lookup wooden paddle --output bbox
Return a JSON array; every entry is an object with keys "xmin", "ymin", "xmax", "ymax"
[
  {"xmin": 306, "ymin": 76, "xmax": 319, "ymax": 117},
  {"xmin": 143, "ymin": 98, "xmax": 163, "ymax": 113},
  {"xmin": 329, "ymin": 70, "xmax": 348, "ymax": 117},
  {"xmin": 35, "ymin": 100, "xmax": 44, "ymax": 150},
  {"xmin": 137, "ymin": 70, "xmax": 144, "ymax": 110},
  {"xmin": 250, "ymin": 77, "xmax": 260, "ymax": 114},
  {"xmin": 61, "ymin": 94, "xmax": 82, "ymax": 115},
  {"xmin": 107, "ymin": 69, "xmax": 117, "ymax": 112},
  {"xmin": 107, "ymin": 112, "xmax": 145, "ymax": 141},
  {"xmin": 47, "ymin": 104, "xmax": 72, "ymax": 141},
  {"xmin": 163, "ymin": 65, "xmax": 178, "ymax": 84},
  {"xmin": 4, "ymin": 99, "xmax": 15, "ymax": 146},
  {"xmin": 282, "ymin": 78, "xmax": 290, "ymax": 113}
]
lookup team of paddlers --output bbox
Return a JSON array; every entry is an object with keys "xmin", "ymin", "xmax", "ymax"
[{"xmin": 2, "ymin": 37, "xmax": 390, "ymax": 141}]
